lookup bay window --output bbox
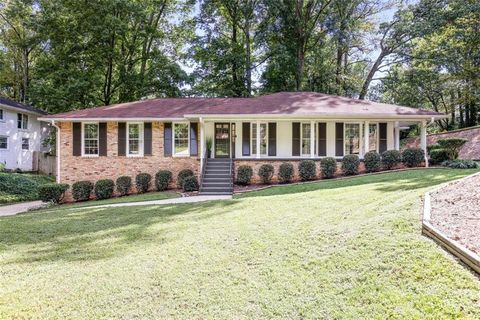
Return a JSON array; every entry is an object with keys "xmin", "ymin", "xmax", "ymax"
[
  {"xmin": 344, "ymin": 123, "xmax": 360, "ymax": 155},
  {"xmin": 82, "ymin": 123, "xmax": 99, "ymax": 156},
  {"xmin": 127, "ymin": 123, "xmax": 143, "ymax": 156},
  {"xmin": 173, "ymin": 123, "xmax": 189, "ymax": 156}
]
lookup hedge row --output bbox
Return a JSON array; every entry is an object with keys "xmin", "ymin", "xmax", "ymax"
[{"xmin": 236, "ymin": 148, "xmax": 425, "ymax": 185}]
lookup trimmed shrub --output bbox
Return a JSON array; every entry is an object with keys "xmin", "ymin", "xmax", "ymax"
[
  {"xmin": 402, "ymin": 148, "xmax": 425, "ymax": 167},
  {"xmin": 258, "ymin": 164, "xmax": 275, "ymax": 184},
  {"xmin": 94, "ymin": 179, "xmax": 114, "ymax": 200},
  {"xmin": 381, "ymin": 150, "xmax": 402, "ymax": 170},
  {"xmin": 437, "ymin": 138, "xmax": 467, "ymax": 160},
  {"xmin": 177, "ymin": 169, "xmax": 194, "ymax": 189},
  {"xmin": 341, "ymin": 154, "xmax": 360, "ymax": 176},
  {"xmin": 0, "ymin": 173, "xmax": 40, "ymax": 201},
  {"xmin": 298, "ymin": 160, "xmax": 316, "ymax": 181},
  {"xmin": 278, "ymin": 163, "xmax": 294, "ymax": 183},
  {"xmin": 116, "ymin": 176, "xmax": 131, "ymax": 196},
  {"xmin": 442, "ymin": 160, "xmax": 479, "ymax": 169},
  {"xmin": 135, "ymin": 173, "xmax": 152, "ymax": 193},
  {"xmin": 182, "ymin": 175, "xmax": 199, "ymax": 192},
  {"xmin": 320, "ymin": 157, "xmax": 337, "ymax": 178},
  {"xmin": 429, "ymin": 149, "xmax": 449, "ymax": 165},
  {"xmin": 237, "ymin": 165, "xmax": 253, "ymax": 185},
  {"xmin": 364, "ymin": 151, "xmax": 381, "ymax": 172},
  {"xmin": 155, "ymin": 170, "xmax": 172, "ymax": 191},
  {"xmin": 38, "ymin": 183, "xmax": 69, "ymax": 203},
  {"xmin": 72, "ymin": 181, "xmax": 93, "ymax": 202}
]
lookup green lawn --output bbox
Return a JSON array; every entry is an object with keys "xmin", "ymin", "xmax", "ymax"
[{"xmin": 0, "ymin": 169, "xmax": 479, "ymax": 319}]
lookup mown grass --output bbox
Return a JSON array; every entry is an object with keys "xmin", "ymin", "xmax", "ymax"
[{"xmin": 0, "ymin": 168, "xmax": 479, "ymax": 319}]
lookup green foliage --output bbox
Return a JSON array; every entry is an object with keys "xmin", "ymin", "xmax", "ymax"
[
  {"xmin": 441, "ymin": 160, "xmax": 478, "ymax": 169},
  {"xmin": 0, "ymin": 173, "xmax": 40, "ymax": 200},
  {"xmin": 298, "ymin": 160, "xmax": 316, "ymax": 181},
  {"xmin": 363, "ymin": 151, "xmax": 381, "ymax": 173},
  {"xmin": 437, "ymin": 138, "xmax": 467, "ymax": 160},
  {"xmin": 342, "ymin": 155, "xmax": 360, "ymax": 176},
  {"xmin": 258, "ymin": 164, "xmax": 274, "ymax": 184},
  {"xmin": 381, "ymin": 150, "xmax": 402, "ymax": 170},
  {"xmin": 182, "ymin": 176, "xmax": 199, "ymax": 192},
  {"xmin": 236, "ymin": 165, "xmax": 253, "ymax": 186},
  {"xmin": 320, "ymin": 157, "xmax": 337, "ymax": 179},
  {"xmin": 278, "ymin": 163, "xmax": 294, "ymax": 184},
  {"xmin": 177, "ymin": 169, "xmax": 194, "ymax": 189},
  {"xmin": 402, "ymin": 148, "xmax": 425, "ymax": 167},
  {"xmin": 94, "ymin": 179, "xmax": 115, "ymax": 200},
  {"xmin": 135, "ymin": 173, "xmax": 152, "ymax": 194},
  {"xmin": 38, "ymin": 183, "xmax": 69, "ymax": 203},
  {"xmin": 72, "ymin": 181, "xmax": 94, "ymax": 202},
  {"xmin": 155, "ymin": 170, "xmax": 172, "ymax": 191},
  {"xmin": 116, "ymin": 176, "xmax": 132, "ymax": 196},
  {"xmin": 0, "ymin": 163, "xmax": 5, "ymax": 172},
  {"xmin": 429, "ymin": 149, "xmax": 449, "ymax": 165}
]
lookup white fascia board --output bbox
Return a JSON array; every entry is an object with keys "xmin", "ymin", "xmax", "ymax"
[
  {"xmin": 38, "ymin": 117, "xmax": 186, "ymax": 122},
  {"xmin": 185, "ymin": 114, "xmax": 448, "ymax": 121},
  {"xmin": 0, "ymin": 103, "xmax": 46, "ymax": 116}
]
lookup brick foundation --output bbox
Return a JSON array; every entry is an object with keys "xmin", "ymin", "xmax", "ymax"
[{"xmin": 58, "ymin": 121, "xmax": 199, "ymax": 201}]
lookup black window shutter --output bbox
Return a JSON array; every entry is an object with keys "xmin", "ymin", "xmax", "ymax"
[
  {"xmin": 72, "ymin": 122, "xmax": 81, "ymax": 156},
  {"xmin": 268, "ymin": 122, "xmax": 277, "ymax": 156},
  {"xmin": 379, "ymin": 123, "xmax": 387, "ymax": 153},
  {"xmin": 144, "ymin": 122, "xmax": 152, "ymax": 156},
  {"xmin": 190, "ymin": 122, "xmax": 198, "ymax": 156},
  {"xmin": 318, "ymin": 122, "xmax": 327, "ymax": 156},
  {"xmin": 292, "ymin": 122, "xmax": 300, "ymax": 156},
  {"xmin": 118, "ymin": 122, "xmax": 126, "ymax": 156},
  {"xmin": 335, "ymin": 123, "xmax": 344, "ymax": 157},
  {"xmin": 99, "ymin": 122, "xmax": 107, "ymax": 156},
  {"xmin": 242, "ymin": 122, "xmax": 250, "ymax": 156},
  {"xmin": 164, "ymin": 122, "xmax": 172, "ymax": 156}
]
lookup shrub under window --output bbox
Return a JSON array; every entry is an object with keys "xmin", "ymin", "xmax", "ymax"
[
  {"xmin": 320, "ymin": 157, "xmax": 337, "ymax": 178},
  {"xmin": 381, "ymin": 150, "xmax": 401, "ymax": 170},
  {"xmin": 258, "ymin": 164, "xmax": 274, "ymax": 184},
  {"xmin": 135, "ymin": 173, "xmax": 151, "ymax": 193},
  {"xmin": 155, "ymin": 170, "xmax": 172, "ymax": 191},
  {"xmin": 278, "ymin": 163, "xmax": 294, "ymax": 183},
  {"xmin": 94, "ymin": 179, "xmax": 114, "ymax": 200},
  {"xmin": 177, "ymin": 169, "xmax": 194, "ymax": 189},
  {"xmin": 298, "ymin": 160, "xmax": 316, "ymax": 181},
  {"xmin": 364, "ymin": 151, "xmax": 381, "ymax": 172},
  {"xmin": 402, "ymin": 148, "xmax": 424, "ymax": 167},
  {"xmin": 38, "ymin": 183, "xmax": 69, "ymax": 203},
  {"xmin": 72, "ymin": 181, "xmax": 94, "ymax": 202},
  {"xmin": 182, "ymin": 175, "xmax": 199, "ymax": 192},
  {"xmin": 342, "ymin": 154, "xmax": 360, "ymax": 176},
  {"xmin": 116, "ymin": 176, "xmax": 132, "ymax": 196},
  {"xmin": 237, "ymin": 165, "xmax": 253, "ymax": 185}
]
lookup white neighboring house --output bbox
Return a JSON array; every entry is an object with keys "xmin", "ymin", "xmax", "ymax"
[{"xmin": 0, "ymin": 97, "xmax": 49, "ymax": 171}]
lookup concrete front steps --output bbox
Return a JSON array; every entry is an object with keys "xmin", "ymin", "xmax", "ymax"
[{"xmin": 199, "ymin": 158, "xmax": 233, "ymax": 195}]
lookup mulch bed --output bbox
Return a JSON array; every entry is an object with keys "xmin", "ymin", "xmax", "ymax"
[{"xmin": 430, "ymin": 173, "xmax": 480, "ymax": 254}]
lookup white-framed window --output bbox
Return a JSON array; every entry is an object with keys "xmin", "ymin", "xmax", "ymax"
[
  {"xmin": 127, "ymin": 122, "xmax": 143, "ymax": 156},
  {"xmin": 17, "ymin": 113, "xmax": 28, "ymax": 130},
  {"xmin": 173, "ymin": 122, "xmax": 189, "ymax": 156},
  {"xmin": 344, "ymin": 123, "xmax": 361, "ymax": 155},
  {"xmin": 0, "ymin": 136, "xmax": 7, "ymax": 150},
  {"xmin": 251, "ymin": 122, "xmax": 268, "ymax": 156},
  {"xmin": 368, "ymin": 123, "xmax": 379, "ymax": 152},
  {"xmin": 82, "ymin": 122, "xmax": 99, "ymax": 156},
  {"xmin": 301, "ymin": 123, "xmax": 311, "ymax": 156},
  {"xmin": 22, "ymin": 138, "xmax": 29, "ymax": 150}
]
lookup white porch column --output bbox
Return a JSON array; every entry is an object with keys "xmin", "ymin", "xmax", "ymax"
[
  {"xmin": 256, "ymin": 121, "xmax": 260, "ymax": 159},
  {"xmin": 363, "ymin": 121, "xmax": 369, "ymax": 156},
  {"xmin": 420, "ymin": 120, "xmax": 428, "ymax": 167},
  {"xmin": 394, "ymin": 121, "xmax": 400, "ymax": 151},
  {"xmin": 199, "ymin": 118, "xmax": 205, "ymax": 172},
  {"xmin": 310, "ymin": 121, "xmax": 315, "ymax": 158}
]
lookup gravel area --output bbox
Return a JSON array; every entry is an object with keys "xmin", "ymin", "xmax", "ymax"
[{"xmin": 430, "ymin": 173, "xmax": 480, "ymax": 254}]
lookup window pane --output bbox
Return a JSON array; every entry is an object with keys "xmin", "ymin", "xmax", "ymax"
[
  {"xmin": 260, "ymin": 123, "xmax": 267, "ymax": 155},
  {"xmin": 22, "ymin": 138, "xmax": 29, "ymax": 150},
  {"xmin": 23, "ymin": 115, "xmax": 28, "ymax": 129},
  {"xmin": 129, "ymin": 124, "xmax": 139, "ymax": 139},
  {"xmin": 84, "ymin": 123, "xmax": 99, "ymax": 155},
  {"xmin": 0, "ymin": 109, "xmax": 3, "ymax": 120},
  {"xmin": 84, "ymin": 124, "xmax": 98, "ymax": 139},
  {"xmin": 369, "ymin": 124, "xmax": 377, "ymax": 151},
  {"xmin": 0, "ymin": 137, "xmax": 7, "ymax": 149},
  {"xmin": 251, "ymin": 123, "xmax": 257, "ymax": 154},
  {"xmin": 344, "ymin": 124, "xmax": 360, "ymax": 155},
  {"xmin": 302, "ymin": 123, "xmax": 311, "ymax": 155},
  {"xmin": 174, "ymin": 123, "xmax": 189, "ymax": 155},
  {"xmin": 17, "ymin": 114, "xmax": 22, "ymax": 129}
]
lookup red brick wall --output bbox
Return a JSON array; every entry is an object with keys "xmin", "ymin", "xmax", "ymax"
[{"xmin": 58, "ymin": 121, "xmax": 199, "ymax": 200}]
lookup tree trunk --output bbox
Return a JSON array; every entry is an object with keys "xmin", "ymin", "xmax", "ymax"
[
  {"xmin": 359, "ymin": 50, "xmax": 387, "ymax": 100},
  {"xmin": 244, "ymin": 22, "xmax": 252, "ymax": 96}
]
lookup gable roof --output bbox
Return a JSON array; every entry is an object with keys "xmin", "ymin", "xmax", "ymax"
[
  {"xmin": 0, "ymin": 96, "xmax": 48, "ymax": 116},
  {"xmin": 39, "ymin": 92, "xmax": 447, "ymax": 121}
]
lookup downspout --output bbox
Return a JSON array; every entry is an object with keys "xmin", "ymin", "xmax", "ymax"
[{"xmin": 51, "ymin": 120, "xmax": 61, "ymax": 183}]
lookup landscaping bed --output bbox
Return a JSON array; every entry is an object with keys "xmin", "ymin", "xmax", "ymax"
[{"xmin": 430, "ymin": 173, "xmax": 480, "ymax": 254}]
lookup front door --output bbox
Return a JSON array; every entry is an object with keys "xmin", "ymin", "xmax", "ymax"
[{"xmin": 215, "ymin": 123, "xmax": 230, "ymax": 158}]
